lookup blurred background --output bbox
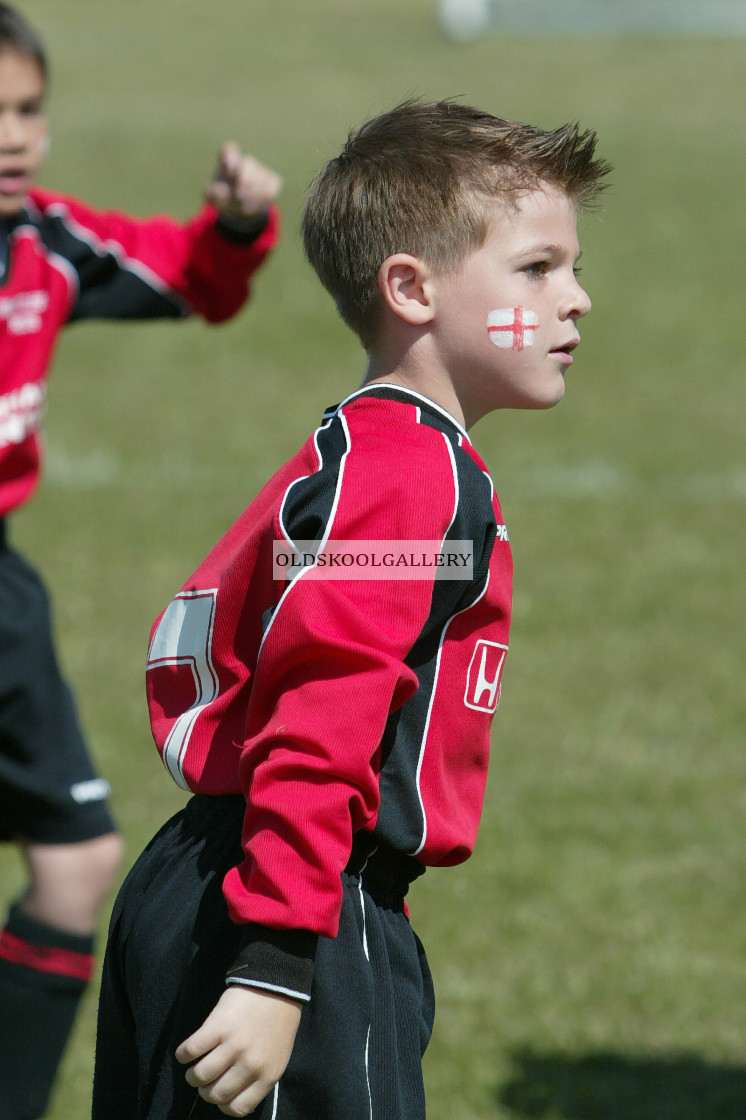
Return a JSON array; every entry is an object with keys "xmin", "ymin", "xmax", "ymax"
[{"xmin": 2, "ymin": 1, "xmax": 745, "ymax": 1116}]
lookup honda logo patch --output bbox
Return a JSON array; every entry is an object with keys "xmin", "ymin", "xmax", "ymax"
[{"xmin": 464, "ymin": 639, "xmax": 508, "ymax": 713}]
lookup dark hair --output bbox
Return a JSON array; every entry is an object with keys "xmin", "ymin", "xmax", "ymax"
[
  {"xmin": 0, "ymin": 3, "xmax": 47, "ymax": 79},
  {"xmin": 302, "ymin": 99, "xmax": 611, "ymax": 347}
]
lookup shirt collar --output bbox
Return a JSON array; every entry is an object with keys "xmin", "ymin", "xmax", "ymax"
[{"xmin": 334, "ymin": 383, "xmax": 469, "ymax": 440}]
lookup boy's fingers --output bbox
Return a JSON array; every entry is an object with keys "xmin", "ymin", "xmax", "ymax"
[
  {"xmin": 205, "ymin": 180, "xmax": 231, "ymax": 210},
  {"xmin": 184, "ymin": 1056, "xmax": 224, "ymax": 1088},
  {"xmin": 184, "ymin": 1045, "xmax": 244, "ymax": 1090},
  {"xmin": 217, "ymin": 141, "xmax": 241, "ymax": 185},
  {"xmin": 207, "ymin": 143, "xmax": 282, "ymax": 218},
  {"xmin": 205, "ymin": 143, "xmax": 241, "ymax": 209},
  {"xmin": 175, "ymin": 1026, "xmax": 219, "ymax": 1065},
  {"xmin": 218, "ymin": 1083, "xmax": 267, "ymax": 1117},
  {"xmin": 174, "ymin": 1041, "xmax": 194, "ymax": 1065},
  {"xmin": 238, "ymin": 162, "xmax": 283, "ymax": 201},
  {"xmin": 216, "ymin": 1097, "xmax": 257, "ymax": 1117},
  {"xmin": 191, "ymin": 1066, "xmax": 265, "ymax": 1117},
  {"xmin": 232, "ymin": 163, "xmax": 283, "ymax": 215}
]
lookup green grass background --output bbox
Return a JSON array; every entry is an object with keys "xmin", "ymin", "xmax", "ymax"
[{"xmin": 2, "ymin": 1, "xmax": 745, "ymax": 1116}]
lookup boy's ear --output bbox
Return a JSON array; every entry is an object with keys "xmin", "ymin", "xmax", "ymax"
[{"xmin": 377, "ymin": 254, "xmax": 435, "ymax": 327}]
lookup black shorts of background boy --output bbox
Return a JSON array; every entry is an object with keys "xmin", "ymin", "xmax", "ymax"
[
  {"xmin": 93, "ymin": 98, "xmax": 609, "ymax": 1120},
  {"xmin": 0, "ymin": 4, "xmax": 281, "ymax": 1118}
]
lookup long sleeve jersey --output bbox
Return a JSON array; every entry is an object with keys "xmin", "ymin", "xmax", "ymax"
[
  {"xmin": 146, "ymin": 386, "xmax": 513, "ymax": 990},
  {"xmin": 0, "ymin": 187, "xmax": 279, "ymax": 517}
]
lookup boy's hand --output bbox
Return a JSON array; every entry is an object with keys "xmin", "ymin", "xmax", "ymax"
[
  {"xmin": 205, "ymin": 142, "xmax": 283, "ymax": 220},
  {"xmin": 175, "ymin": 986, "xmax": 302, "ymax": 1116}
]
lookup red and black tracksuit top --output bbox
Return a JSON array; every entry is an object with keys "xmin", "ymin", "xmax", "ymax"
[
  {"xmin": 146, "ymin": 384, "xmax": 513, "ymax": 1000},
  {"xmin": 0, "ymin": 187, "xmax": 279, "ymax": 517}
]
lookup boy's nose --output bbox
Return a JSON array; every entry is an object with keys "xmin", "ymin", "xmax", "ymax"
[
  {"xmin": 0, "ymin": 112, "xmax": 28, "ymax": 151},
  {"xmin": 562, "ymin": 278, "xmax": 592, "ymax": 320}
]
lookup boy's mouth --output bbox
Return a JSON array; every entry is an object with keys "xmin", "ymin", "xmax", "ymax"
[
  {"xmin": 549, "ymin": 338, "xmax": 580, "ymax": 366},
  {"xmin": 0, "ymin": 168, "xmax": 30, "ymax": 196}
]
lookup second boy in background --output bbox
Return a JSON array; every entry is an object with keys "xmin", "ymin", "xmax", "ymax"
[
  {"xmin": 93, "ymin": 99, "xmax": 610, "ymax": 1119},
  {"xmin": 0, "ymin": 4, "xmax": 281, "ymax": 1118}
]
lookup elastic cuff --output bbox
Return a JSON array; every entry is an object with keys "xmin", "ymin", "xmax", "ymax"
[
  {"xmin": 216, "ymin": 212, "xmax": 270, "ymax": 244},
  {"xmin": 226, "ymin": 924, "xmax": 318, "ymax": 1003}
]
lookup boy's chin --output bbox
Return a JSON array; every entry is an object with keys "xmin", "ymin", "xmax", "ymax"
[
  {"xmin": 0, "ymin": 195, "xmax": 29, "ymax": 218},
  {"xmin": 534, "ymin": 371, "xmax": 568, "ymax": 409},
  {"xmin": 537, "ymin": 383, "xmax": 566, "ymax": 409},
  {"xmin": 514, "ymin": 380, "xmax": 567, "ymax": 411}
]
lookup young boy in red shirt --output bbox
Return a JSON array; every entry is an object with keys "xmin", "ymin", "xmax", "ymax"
[
  {"xmin": 93, "ymin": 98, "xmax": 609, "ymax": 1120},
  {"xmin": 0, "ymin": 5, "xmax": 281, "ymax": 1117}
]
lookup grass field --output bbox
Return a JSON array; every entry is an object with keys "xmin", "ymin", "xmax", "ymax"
[{"xmin": 2, "ymin": 1, "xmax": 745, "ymax": 1116}]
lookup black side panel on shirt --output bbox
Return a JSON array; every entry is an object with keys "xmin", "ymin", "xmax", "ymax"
[
  {"xmin": 376, "ymin": 426, "xmax": 497, "ymax": 854},
  {"xmin": 279, "ymin": 415, "xmax": 350, "ymax": 554},
  {"xmin": 40, "ymin": 213, "xmax": 186, "ymax": 322}
]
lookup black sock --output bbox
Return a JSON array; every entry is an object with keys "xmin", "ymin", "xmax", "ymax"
[{"xmin": 0, "ymin": 904, "xmax": 94, "ymax": 1120}]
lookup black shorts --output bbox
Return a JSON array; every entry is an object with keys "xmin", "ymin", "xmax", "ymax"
[
  {"xmin": 93, "ymin": 795, "xmax": 435, "ymax": 1120},
  {"xmin": 0, "ymin": 522, "xmax": 116, "ymax": 844}
]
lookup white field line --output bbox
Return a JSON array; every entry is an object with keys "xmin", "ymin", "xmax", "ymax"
[
  {"xmin": 44, "ymin": 444, "xmax": 746, "ymax": 501},
  {"xmin": 44, "ymin": 444, "xmax": 225, "ymax": 492}
]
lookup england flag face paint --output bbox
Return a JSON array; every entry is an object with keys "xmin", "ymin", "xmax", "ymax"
[{"xmin": 487, "ymin": 307, "xmax": 539, "ymax": 351}]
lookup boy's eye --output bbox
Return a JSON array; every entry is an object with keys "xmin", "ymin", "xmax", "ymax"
[
  {"xmin": 524, "ymin": 261, "xmax": 549, "ymax": 277},
  {"xmin": 20, "ymin": 100, "xmax": 44, "ymax": 117},
  {"xmin": 573, "ymin": 266, "xmax": 583, "ymax": 278}
]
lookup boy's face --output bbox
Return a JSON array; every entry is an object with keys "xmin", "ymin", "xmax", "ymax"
[
  {"xmin": 431, "ymin": 184, "xmax": 591, "ymax": 424},
  {"xmin": 0, "ymin": 49, "xmax": 47, "ymax": 218}
]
